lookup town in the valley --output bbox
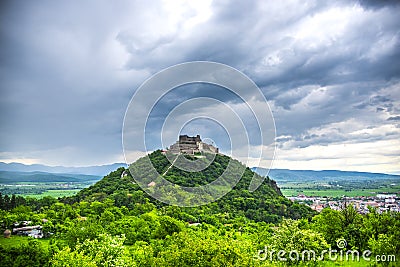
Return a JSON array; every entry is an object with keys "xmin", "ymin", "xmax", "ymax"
[{"xmin": 290, "ymin": 193, "xmax": 400, "ymax": 213}]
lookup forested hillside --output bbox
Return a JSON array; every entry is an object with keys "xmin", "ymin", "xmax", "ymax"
[{"xmin": 70, "ymin": 150, "xmax": 315, "ymax": 222}]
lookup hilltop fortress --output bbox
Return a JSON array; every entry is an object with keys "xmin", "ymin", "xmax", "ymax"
[{"xmin": 168, "ymin": 135, "xmax": 219, "ymax": 154}]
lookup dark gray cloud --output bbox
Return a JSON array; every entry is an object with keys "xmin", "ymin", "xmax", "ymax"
[
  {"xmin": 388, "ymin": 116, "xmax": 400, "ymax": 121},
  {"xmin": 0, "ymin": 0, "xmax": 399, "ymax": 172},
  {"xmin": 358, "ymin": 0, "xmax": 400, "ymax": 10}
]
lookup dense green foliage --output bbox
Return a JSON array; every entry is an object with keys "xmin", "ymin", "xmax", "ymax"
[
  {"xmin": 0, "ymin": 238, "xmax": 53, "ymax": 266},
  {"xmin": 0, "ymin": 151, "xmax": 399, "ymax": 266},
  {"xmin": 1, "ymin": 203, "xmax": 399, "ymax": 266}
]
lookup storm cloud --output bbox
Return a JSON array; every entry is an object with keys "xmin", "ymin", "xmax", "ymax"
[{"xmin": 0, "ymin": 0, "xmax": 399, "ymax": 173}]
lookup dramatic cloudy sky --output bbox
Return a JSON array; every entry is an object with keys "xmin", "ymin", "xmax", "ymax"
[{"xmin": 1, "ymin": 0, "xmax": 399, "ymax": 173}]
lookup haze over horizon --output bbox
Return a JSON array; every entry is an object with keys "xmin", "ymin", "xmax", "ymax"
[{"xmin": 1, "ymin": 0, "xmax": 399, "ymax": 173}]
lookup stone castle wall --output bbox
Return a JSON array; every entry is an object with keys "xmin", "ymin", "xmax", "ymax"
[{"xmin": 168, "ymin": 135, "xmax": 218, "ymax": 154}]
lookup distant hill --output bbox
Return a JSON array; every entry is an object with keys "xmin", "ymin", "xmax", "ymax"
[
  {"xmin": 68, "ymin": 150, "xmax": 316, "ymax": 222},
  {"xmin": 252, "ymin": 167, "xmax": 400, "ymax": 182},
  {"xmin": 0, "ymin": 162, "xmax": 126, "ymax": 176},
  {"xmin": 0, "ymin": 170, "xmax": 101, "ymax": 183}
]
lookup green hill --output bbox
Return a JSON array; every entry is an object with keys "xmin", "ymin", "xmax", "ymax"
[{"xmin": 68, "ymin": 150, "xmax": 315, "ymax": 223}]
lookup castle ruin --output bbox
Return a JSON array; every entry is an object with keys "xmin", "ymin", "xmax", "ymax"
[{"xmin": 168, "ymin": 135, "xmax": 219, "ymax": 154}]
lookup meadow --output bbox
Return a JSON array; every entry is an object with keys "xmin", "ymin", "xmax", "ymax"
[{"xmin": 281, "ymin": 186, "xmax": 400, "ymax": 197}]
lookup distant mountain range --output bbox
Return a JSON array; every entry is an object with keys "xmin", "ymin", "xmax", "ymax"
[
  {"xmin": 252, "ymin": 167, "xmax": 400, "ymax": 182},
  {"xmin": 1, "ymin": 161, "xmax": 398, "ymax": 185},
  {"xmin": 0, "ymin": 171, "xmax": 102, "ymax": 183},
  {"xmin": 0, "ymin": 162, "xmax": 127, "ymax": 176}
]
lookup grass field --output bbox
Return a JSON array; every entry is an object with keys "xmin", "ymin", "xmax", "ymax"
[
  {"xmin": 281, "ymin": 187, "xmax": 399, "ymax": 197},
  {"xmin": 0, "ymin": 235, "xmax": 50, "ymax": 248},
  {"xmin": 24, "ymin": 189, "xmax": 81, "ymax": 198}
]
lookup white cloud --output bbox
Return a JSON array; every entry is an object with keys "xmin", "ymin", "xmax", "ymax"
[{"xmin": 273, "ymin": 139, "xmax": 400, "ymax": 174}]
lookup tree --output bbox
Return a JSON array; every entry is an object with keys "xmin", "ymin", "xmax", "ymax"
[
  {"xmin": 0, "ymin": 193, "xmax": 4, "ymax": 209},
  {"xmin": 50, "ymin": 247, "xmax": 96, "ymax": 267},
  {"xmin": 51, "ymin": 234, "xmax": 135, "ymax": 267},
  {"xmin": 100, "ymin": 209, "xmax": 115, "ymax": 223},
  {"xmin": 145, "ymin": 229, "xmax": 256, "ymax": 267},
  {"xmin": 368, "ymin": 234, "xmax": 396, "ymax": 257},
  {"xmin": 3, "ymin": 194, "xmax": 11, "ymax": 210},
  {"xmin": 312, "ymin": 208, "xmax": 344, "ymax": 246},
  {"xmin": 0, "ymin": 238, "xmax": 52, "ymax": 267},
  {"xmin": 10, "ymin": 194, "xmax": 16, "ymax": 209},
  {"xmin": 38, "ymin": 196, "xmax": 58, "ymax": 209},
  {"xmin": 268, "ymin": 219, "xmax": 329, "ymax": 264},
  {"xmin": 62, "ymin": 219, "xmax": 105, "ymax": 248},
  {"xmin": 154, "ymin": 215, "xmax": 184, "ymax": 239}
]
